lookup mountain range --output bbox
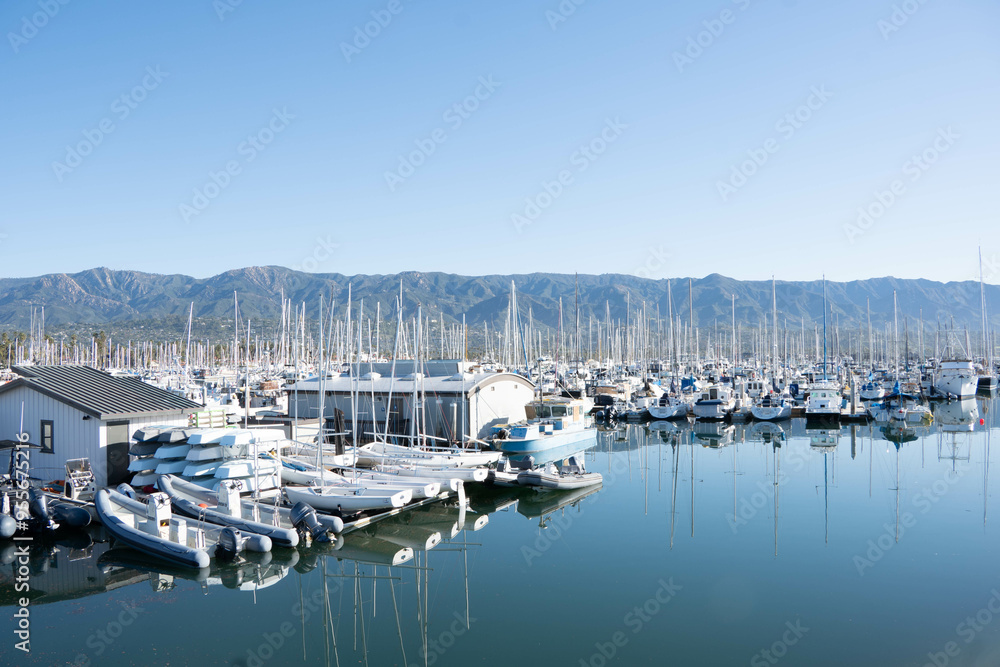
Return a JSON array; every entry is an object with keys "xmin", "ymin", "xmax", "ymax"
[{"xmin": 1, "ymin": 267, "xmax": 997, "ymax": 336}]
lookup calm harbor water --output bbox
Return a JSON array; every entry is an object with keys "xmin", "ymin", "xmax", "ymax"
[{"xmin": 7, "ymin": 397, "xmax": 1000, "ymax": 666}]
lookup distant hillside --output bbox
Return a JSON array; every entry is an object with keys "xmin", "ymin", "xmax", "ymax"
[{"xmin": 1, "ymin": 267, "xmax": 997, "ymax": 335}]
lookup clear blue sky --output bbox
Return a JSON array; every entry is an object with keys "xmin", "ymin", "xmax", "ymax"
[{"xmin": 3, "ymin": 0, "xmax": 999, "ymax": 282}]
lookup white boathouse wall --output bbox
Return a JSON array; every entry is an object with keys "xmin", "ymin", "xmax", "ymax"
[{"xmin": 0, "ymin": 385, "xmax": 189, "ymax": 487}]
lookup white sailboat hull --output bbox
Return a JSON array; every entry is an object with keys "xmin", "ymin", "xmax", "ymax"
[{"xmin": 284, "ymin": 485, "xmax": 411, "ymax": 513}]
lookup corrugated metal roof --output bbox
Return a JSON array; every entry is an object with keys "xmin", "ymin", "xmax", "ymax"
[{"xmin": 2, "ymin": 365, "xmax": 201, "ymax": 419}]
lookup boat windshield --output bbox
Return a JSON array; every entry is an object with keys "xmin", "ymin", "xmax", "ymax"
[{"xmin": 534, "ymin": 404, "xmax": 568, "ymax": 418}]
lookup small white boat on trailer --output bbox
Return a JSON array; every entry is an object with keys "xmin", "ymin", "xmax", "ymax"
[{"xmin": 95, "ymin": 487, "xmax": 271, "ymax": 569}]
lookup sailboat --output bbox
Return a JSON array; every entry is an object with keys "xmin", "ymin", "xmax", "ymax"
[
  {"xmin": 649, "ymin": 280, "xmax": 691, "ymax": 421},
  {"xmin": 805, "ymin": 278, "xmax": 842, "ymax": 420},
  {"xmin": 978, "ymin": 246, "xmax": 998, "ymax": 391},
  {"xmin": 752, "ymin": 278, "xmax": 793, "ymax": 421}
]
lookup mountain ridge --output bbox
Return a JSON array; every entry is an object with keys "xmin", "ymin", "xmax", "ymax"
[{"xmin": 2, "ymin": 267, "xmax": 998, "ymax": 334}]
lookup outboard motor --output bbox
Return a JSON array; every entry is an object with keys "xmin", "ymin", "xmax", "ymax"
[
  {"xmin": 216, "ymin": 526, "xmax": 244, "ymax": 560},
  {"xmin": 28, "ymin": 487, "xmax": 49, "ymax": 521},
  {"xmin": 289, "ymin": 502, "xmax": 332, "ymax": 544},
  {"xmin": 220, "ymin": 568, "xmax": 245, "ymax": 590},
  {"xmin": 294, "ymin": 550, "xmax": 320, "ymax": 574},
  {"xmin": 27, "ymin": 488, "xmax": 57, "ymax": 531}
]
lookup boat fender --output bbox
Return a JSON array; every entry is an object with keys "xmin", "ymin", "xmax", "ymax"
[
  {"xmin": 0, "ymin": 514, "xmax": 15, "ymax": 539},
  {"xmin": 52, "ymin": 504, "xmax": 91, "ymax": 528},
  {"xmin": 245, "ymin": 534, "xmax": 271, "ymax": 553}
]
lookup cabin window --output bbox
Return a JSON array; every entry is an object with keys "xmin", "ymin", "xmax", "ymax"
[
  {"xmin": 551, "ymin": 406, "xmax": 567, "ymax": 417},
  {"xmin": 40, "ymin": 420, "xmax": 53, "ymax": 454}
]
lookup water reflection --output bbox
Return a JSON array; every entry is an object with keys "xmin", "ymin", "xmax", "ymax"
[{"xmin": 15, "ymin": 396, "xmax": 1000, "ymax": 666}]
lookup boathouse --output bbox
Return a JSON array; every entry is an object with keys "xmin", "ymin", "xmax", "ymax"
[
  {"xmin": 0, "ymin": 365, "xmax": 201, "ymax": 488},
  {"xmin": 286, "ymin": 361, "xmax": 535, "ymax": 444}
]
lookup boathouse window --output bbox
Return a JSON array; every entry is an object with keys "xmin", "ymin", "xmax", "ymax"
[{"xmin": 40, "ymin": 420, "xmax": 53, "ymax": 453}]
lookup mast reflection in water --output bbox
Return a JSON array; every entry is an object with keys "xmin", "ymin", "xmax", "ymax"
[{"xmin": 8, "ymin": 396, "xmax": 1000, "ymax": 666}]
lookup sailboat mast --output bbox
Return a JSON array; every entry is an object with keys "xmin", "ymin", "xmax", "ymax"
[
  {"xmin": 822, "ymin": 277, "xmax": 828, "ymax": 380},
  {"xmin": 772, "ymin": 277, "xmax": 777, "ymax": 379},
  {"xmin": 981, "ymin": 246, "xmax": 989, "ymax": 364},
  {"xmin": 893, "ymin": 290, "xmax": 899, "ymax": 382}
]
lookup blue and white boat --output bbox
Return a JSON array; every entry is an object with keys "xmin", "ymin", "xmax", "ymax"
[
  {"xmin": 859, "ymin": 375, "xmax": 885, "ymax": 401},
  {"xmin": 489, "ymin": 396, "xmax": 596, "ymax": 463}
]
